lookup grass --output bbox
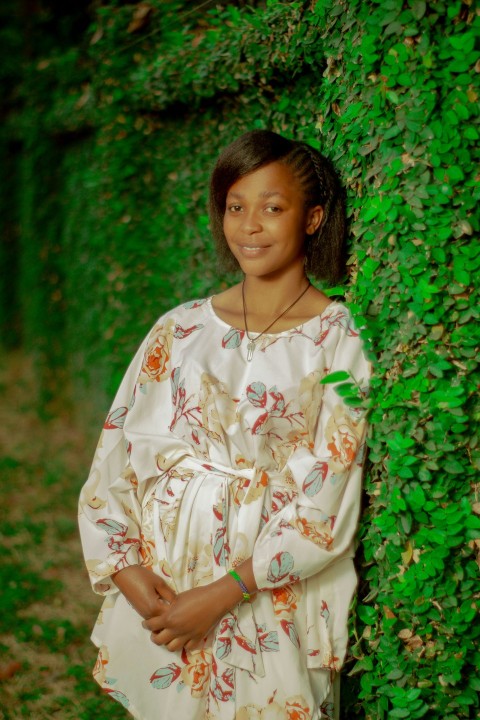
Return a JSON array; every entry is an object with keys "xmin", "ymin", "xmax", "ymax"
[{"xmin": 0, "ymin": 355, "xmax": 128, "ymax": 719}]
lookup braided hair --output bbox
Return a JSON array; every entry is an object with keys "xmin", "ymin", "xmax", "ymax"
[{"xmin": 209, "ymin": 129, "xmax": 346, "ymax": 284}]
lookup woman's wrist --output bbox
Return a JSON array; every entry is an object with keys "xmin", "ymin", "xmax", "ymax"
[
  {"xmin": 232, "ymin": 558, "xmax": 258, "ymax": 596},
  {"xmin": 212, "ymin": 572, "xmax": 245, "ymax": 613},
  {"xmin": 228, "ymin": 568, "xmax": 252, "ymax": 602},
  {"xmin": 111, "ymin": 564, "xmax": 148, "ymax": 592},
  {"xmin": 211, "ymin": 559, "xmax": 258, "ymax": 613}
]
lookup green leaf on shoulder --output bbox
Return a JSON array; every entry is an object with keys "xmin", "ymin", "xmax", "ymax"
[
  {"xmin": 319, "ymin": 370, "xmax": 350, "ymax": 384},
  {"xmin": 320, "ymin": 370, "xmax": 370, "ymax": 412}
]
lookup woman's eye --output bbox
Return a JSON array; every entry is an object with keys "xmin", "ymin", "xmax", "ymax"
[
  {"xmin": 227, "ymin": 205, "xmax": 242, "ymax": 213},
  {"xmin": 266, "ymin": 206, "xmax": 281, "ymax": 214}
]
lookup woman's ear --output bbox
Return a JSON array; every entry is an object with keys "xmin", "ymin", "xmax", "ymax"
[{"xmin": 306, "ymin": 205, "xmax": 324, "ymax": 235}]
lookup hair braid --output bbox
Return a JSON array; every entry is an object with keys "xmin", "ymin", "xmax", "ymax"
[
  {"xmin": 284, "ymin": 142, "xmax": 346, "ymax": 284},
  {"xmin": 300, "ymin": 144, "xmax": 327, "ymax": 198}
]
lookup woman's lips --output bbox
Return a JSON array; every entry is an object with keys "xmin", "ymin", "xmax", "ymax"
[{"xmin": 238, "ymin": 245, "xmax": 269, "ymax": 257}]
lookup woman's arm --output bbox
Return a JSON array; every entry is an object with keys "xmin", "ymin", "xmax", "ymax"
[
  {"xmin": 78, "ymin": 318, "xmax": 176, "ymax": 595},
  {"xmin": 251, "ymin": 323, "xmax": 370, "ymax": 591}
]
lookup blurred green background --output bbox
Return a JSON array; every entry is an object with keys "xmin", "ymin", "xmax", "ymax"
[{"xmin": 1, "ymin": 1, "xmax": 479, "ymax": 718}]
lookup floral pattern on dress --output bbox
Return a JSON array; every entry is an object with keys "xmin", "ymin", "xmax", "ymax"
[{"xmin": 79, "ymin": 297, "xmax": 370, "ymax": 720}]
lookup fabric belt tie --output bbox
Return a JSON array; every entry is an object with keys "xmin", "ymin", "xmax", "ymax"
[{"xmin": 152, "ymin": 454, "xmax": 274, "ymax": 677}]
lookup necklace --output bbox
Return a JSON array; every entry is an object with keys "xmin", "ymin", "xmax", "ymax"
[{"xmin": 242, "ymin": 279, "xmax": 311, "ymax": 361}]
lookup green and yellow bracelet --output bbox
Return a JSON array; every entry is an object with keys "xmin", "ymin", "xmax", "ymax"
[{"xmin": 228, "ymin": 568, "xmax": 251, "ymax": 602}]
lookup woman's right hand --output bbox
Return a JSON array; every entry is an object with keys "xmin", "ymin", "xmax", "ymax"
[{"xmin": 112, "ymin": 565, "xmax": 176, "ymax": 620}]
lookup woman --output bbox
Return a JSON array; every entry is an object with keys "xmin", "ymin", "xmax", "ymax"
[{"xmin": 79, "ymin": 129, "xmax": 370, "ymax": 719}]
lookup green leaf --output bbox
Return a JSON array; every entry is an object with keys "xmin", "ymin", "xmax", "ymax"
[
  {"xmin": 342, "ymin": 395, "xmax": 365, "ymax": 407},
  {"xmin": 385, "ymin": 21, "xmax": 403, "ymax": 36},
  {"xmin": 470, "ymin": 677, "xmax": 480, "ymax": 691},
  {"xmin": 410, "ymin": 1, "xmax": 426, "ymax": 20},
  {"xmin": 449, "ymin": 33, "xmax": 475, "ymax": 54},
  {"xmin": 334, "ymin": 382, "xmax": 358, "ymax": 398},
  {"xmin": 357, "ymin": 604, "xmax": 377, "ymax": 625},
  {"xmin": 349, "ymin": 655, "xmax": 374, "ymax": 674},
  {"xmin": 464, "ymin": 126, "xmax": 479, "ymax": 140},
  {"xmin": 319, "ymin": 371, "xmax": 351, "ymax": 385},
  {"xmin": 453, "ymin": 268, "xmax": 470, "ymax": 286},
  {"xmin": 444, "ymin": 459, "xmax": 464, "ymax": 474},
  {"xmin": 324, "ymin": 286, "xmax": 345, "ymax": 297},
  {"xmin": 387, "ymin": 434, "xmax": 416, "ymax": 451},
  {"xmin": 386, "ymin": 90, "xmax": 401, "ymax": 104},
  {"xmin": 362, "ymin": 257, "xmax": 381, "ymax": 279}
]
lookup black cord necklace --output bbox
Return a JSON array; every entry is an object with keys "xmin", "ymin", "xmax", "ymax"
[{"xmin": 242, "ymin": 279, "xmax": 311, "ymax": 361}]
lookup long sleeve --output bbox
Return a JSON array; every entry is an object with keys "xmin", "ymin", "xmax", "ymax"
[
  {"xmin": 78, "ymin": 317, "xmax": 176, "ymax": 595},
  {"xmin": 252, "ymin": 323, "xmax": 370, "ymax": 590}
]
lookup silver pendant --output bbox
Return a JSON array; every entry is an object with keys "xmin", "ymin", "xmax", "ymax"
[{"xmin": 247, "ymin": 340, "xmax": 256, "ymax": 362}]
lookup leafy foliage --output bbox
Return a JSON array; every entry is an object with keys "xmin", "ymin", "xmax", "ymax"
[{"xmin": 1, "ymin": 0, "xmax": 479, "ymax": 717}]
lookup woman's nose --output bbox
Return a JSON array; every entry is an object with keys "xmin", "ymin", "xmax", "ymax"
[{"xmin": 241, "ymin": 210, "xmax": 262, "ymax": 234}]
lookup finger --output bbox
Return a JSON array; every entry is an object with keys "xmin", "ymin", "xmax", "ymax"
[
  {"xmin": 166, "ymin": 635, "xmax": 191, "ymax": 652},
  {"xmin": 142, "ymin": 614, "xmax": 167, "ymax": 632},
  {"xmin": 149, "ymin": 628, "xmax": 174, "ymax": 646},
  {"xmin": 150, "ymin": 629, "xmax": 188, "ymax": 649}
]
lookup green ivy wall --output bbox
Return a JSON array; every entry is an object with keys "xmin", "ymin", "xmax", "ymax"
[{"xmin": 2, "ymin": 1, "xmax": 479, "ymax": 717}]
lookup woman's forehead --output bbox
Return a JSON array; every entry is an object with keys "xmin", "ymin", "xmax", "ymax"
[{"xmin": 226, "ymin": 161, "xmax": 302, "ymax": 196}]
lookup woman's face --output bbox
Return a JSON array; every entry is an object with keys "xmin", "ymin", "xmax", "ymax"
[{"xmin": 223, "ymin": 161, "xmax": 323, "ymax": 280}]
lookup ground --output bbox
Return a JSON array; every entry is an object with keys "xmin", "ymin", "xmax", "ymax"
[{"xmin": 0, "ymin": 353, "xmax": 128, "ymax": 719}]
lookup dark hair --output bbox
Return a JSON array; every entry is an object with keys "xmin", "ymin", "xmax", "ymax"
[{"xmin": 208, "ymin": 129, "xmax": 346, "ymax": 284}]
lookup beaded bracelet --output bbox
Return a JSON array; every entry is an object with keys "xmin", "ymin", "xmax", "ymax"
[{"xmin": 228, "ymin": 568, "xmax": 251, "ymax": 602}]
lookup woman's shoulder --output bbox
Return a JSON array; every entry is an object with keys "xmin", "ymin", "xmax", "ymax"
[
  {"xmin": 152, "ymin": 296, "xmax": 213, "ymax": 325},
  {"xmin": 136, "ymin": 298, "xmax": 214, "ymax": 374},
  {"xmin": 321, "ymin": 298, "xmax": 355, "ymax": 323},
  {"xmin": 320, "ymin": 299, "xmax": 364, "ymax": 340},
  {"xmin": 319, "ymin": 301, "xmax": 370, "ymax": 375}
]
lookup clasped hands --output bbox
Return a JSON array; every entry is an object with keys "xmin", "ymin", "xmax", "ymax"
[{"xmin": 111, "ymin": 565, "xmax": 238, "ymax": 652}]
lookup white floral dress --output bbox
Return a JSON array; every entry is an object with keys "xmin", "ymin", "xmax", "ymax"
[{"xmin": 78, "ymin": 297, "xmax": 369, "ymax": 720}]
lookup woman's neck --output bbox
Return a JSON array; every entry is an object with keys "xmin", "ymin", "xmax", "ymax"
[{"xmin": 242, "ymin": 269, "xmax": 310, "ymax": 317}]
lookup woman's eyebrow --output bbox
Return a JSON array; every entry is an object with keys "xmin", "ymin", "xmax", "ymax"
[
  {"xmin": 226, "ymin": 190, "xmax": 286, "ymax": 199},
  {"xmin": 260, "ymin": 190, "xmax": 286, "ymax": 199}
]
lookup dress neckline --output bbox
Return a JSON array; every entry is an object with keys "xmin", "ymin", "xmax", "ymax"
[{"xmin": 206, "ymin": 296, "xmax": 343, "ymax": 337}]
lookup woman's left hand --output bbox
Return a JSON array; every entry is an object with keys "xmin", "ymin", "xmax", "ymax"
[{"xmin": 142, "ymin": 583, "xmax": 231, "ymax": 652}]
